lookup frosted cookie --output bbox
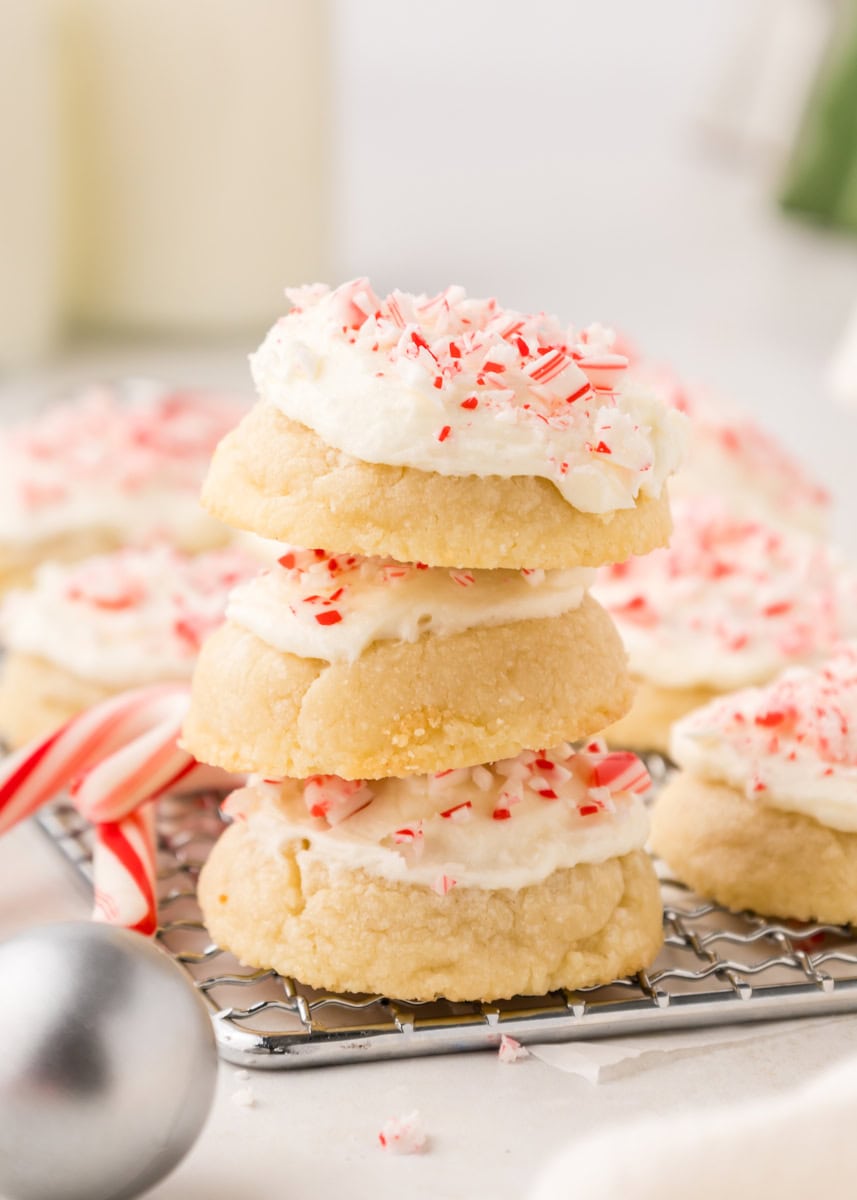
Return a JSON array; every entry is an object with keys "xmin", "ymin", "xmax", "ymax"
[
  {"xmin": 0, "ymin": 545, "xmax": 257, "ymax": 747},
  {"xmin": 594, "ymin": 499, "xmax": 855, "ymax": 754},
  {"xmin": 652, "ymin": 647, "xmax": 857, "ymax": 923},
  {"xmin": 182, "ymin": 547, "xmax": 633, "ymax": 779},
  {"xmin": 630, "ymin": 364, "xmax": 830, "ymax": 537},
  {"xmin": 202, "ymin": 281, "xmax": 686, "ymax": 568},
  {"xmin": 199, "ymin": 741, "xmax": 662, "ymax": 1000},
  {"xmin": 0, "ymin": 381, "xmax": 246, "ymax": 590}
]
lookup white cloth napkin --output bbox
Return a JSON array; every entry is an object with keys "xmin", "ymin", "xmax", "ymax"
[{"xmin": 529, "ymin": 1046, "xmax": 857, "ymax": 1200}]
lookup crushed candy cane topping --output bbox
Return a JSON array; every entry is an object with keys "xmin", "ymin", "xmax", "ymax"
[
  {"xmin": 377, "ymin": 1111, "xmax": 427, "ymax": 1155},
  {"xmin": 0, "ymin": 381, "xmax": 246, "ymax": 543},
  {"xmin": 671, "ymin": 644, "xmax": 857, "ymax": 832},
  {"xmin": 222, "ymin": 741, "xmax": 652, "ymax": 892},
  {"xmin": 630, "ymin": 363, "xmax": 829, "ymax": 535},
  {"xmin": 250, "ymin": 279, "xmax": 686, "ymax": 513},
  {"xmin": 1, "ymin": 545, "xmax": 258, "ymax": 687},
  {"xmin": 594, "ymin": 498, "xmax": 857, "ymax": 691},
  {"xmin": 226, "ymin": 544, "xmax": 593, "ymax": 664}
]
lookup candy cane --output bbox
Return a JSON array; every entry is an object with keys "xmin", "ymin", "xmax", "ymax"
[
  {"xmin": 93, "ymin": 804, "xmax": 158, "ymax": 935},
  {"xmin": 70, "ymin": 689, "xmax": 194, "ymax": 823},
  {"xmin": 0, "ymin": 682, "xmax": 234, "ymax": 935},
  {"xmin": 0, "ymin": 683, "xmax": 189, "ymax": 835},
  {"xmin": 590, "ymin": 750, "xmax": 652, "ymax": 795}
]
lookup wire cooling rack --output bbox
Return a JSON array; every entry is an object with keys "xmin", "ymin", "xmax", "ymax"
[{"xmin": 36, "ymin": 790, "xmax": 857, "ymax": 1070}]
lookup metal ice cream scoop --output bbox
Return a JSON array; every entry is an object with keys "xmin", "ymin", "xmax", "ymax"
[{"xmin": 0, "ymin": 922, "xmax": 219, "ymax": 1200}]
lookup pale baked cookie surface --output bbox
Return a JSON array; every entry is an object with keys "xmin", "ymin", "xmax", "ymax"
[
  {"xmin": 201, "ymin": 833, "xmax": 661, "ymax": 1001},
  {"xmin": 0, "ymin": 545, "xmax": 258, "ymax": 746},
  {"xmin": 0, "ymin": 652, "xmax": 115, "ymax": 748},
  {"xmin": 651, "ymin": 774, "xmax": 857, "ymax": 924},
  {"xmin": 595, "ymin": 499, "xmax": 856, "ymax": 751},
  {"xmin": 198, "ymin": 743, "xmax": 661, "ymax": 1000},
  {"xmin": 203, "ymin": 405, "xmax": 674, "ymax": 569},
  {"xmin": 183, "ymin": 594, "xmax": 633, "ymax": 778},
  {"xmin": 653, "ymin": 648, "xmax": 857, "ymax": 920}
]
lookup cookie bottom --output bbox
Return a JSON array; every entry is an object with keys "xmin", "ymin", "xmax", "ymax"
[
  {"xmin": 198, "ymin": 826, "xmax": 663, "ymax": 1001},
  {"xmin": 651, "ymin": 773, "xmax": 857, "ymax": 924},
  {"xmin": 604, "ymin": 679, "xmax": 718, "ymax": 755},
  {"xmin": 0, "ymin": 652, "xmax": 116, "ymax": 747}
]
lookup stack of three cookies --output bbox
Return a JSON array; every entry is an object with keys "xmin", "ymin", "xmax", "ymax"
[{"xmin": 182, "ymin": 281, "xmax": 686, "ymax": 1000}]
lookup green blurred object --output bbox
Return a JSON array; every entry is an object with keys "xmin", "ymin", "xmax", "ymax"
[{"xmin": 781, "ymin": 2, "xmax": 857, "ymax": 232}]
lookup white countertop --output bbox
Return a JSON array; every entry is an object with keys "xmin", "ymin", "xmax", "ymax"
[{"xmin": 1, "ymin": 819, "xmax": 855, "ymax": 1200}]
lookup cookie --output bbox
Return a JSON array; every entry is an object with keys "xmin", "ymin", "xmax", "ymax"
[
  {"xmin": 0, "ymin": 545, "xmax": 257, "ymax": 746},
  {"xmin": 652, "ymin": 647, "xmax": 857, "ymax": 921},
  {"xmin": 182, "ymin": 546, "xmax": 632, "ymax": 778},
  {"xmin": 199, "ymin": 743, "xmax": 662, "ymax": 1000},
  {"xmin": 201, "ymin": 280, "xmax": 684, "ymax": 568}
]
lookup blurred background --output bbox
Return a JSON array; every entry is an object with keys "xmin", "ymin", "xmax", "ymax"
[{"xmin": 2, "ymin": 0, "xmax": 857, "ymax": 545}]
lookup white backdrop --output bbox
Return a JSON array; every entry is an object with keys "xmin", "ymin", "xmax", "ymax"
[
  {"xmin": 2, "ymin": 0, "xmax": 856, "ymax": 546},
  {"xmin": 334, "ymin": 0, "xmax": 857, "ymax": 550}
]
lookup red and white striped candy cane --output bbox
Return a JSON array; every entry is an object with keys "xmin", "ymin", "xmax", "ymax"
[
  {"xmin": 0, "ymin": 682, "xmax": 232, "ymax": 934},
  {"xmin": 0, "ymin": 683, "xmax": 189, "ymax": 835},
  {"xmin": 69, "ymin": 688, "xmax": 195, "ymax": 823},
  {"xmin": 93, "ymin": 804, "xmax": 158, "ymax": 936},
  {"xmin": 590, "ymin": 750, "xmax": 652, "ymax": 795}
]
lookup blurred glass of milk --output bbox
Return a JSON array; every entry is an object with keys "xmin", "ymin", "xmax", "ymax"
[
  {"xmin": 65, "ymin": 0, "xmax": 331, "ymax": 336},
  {"xmin": 0, "ymin": 0, "xmax": 64, "ymax": 366}
]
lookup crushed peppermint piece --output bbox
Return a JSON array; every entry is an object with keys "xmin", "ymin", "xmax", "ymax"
[
  {"xmin": 231, "ymin": 1087, "xmax": 256, "ymax": 1108},
  {"xmin": 303, "ymin": 776, "xmax": 374, "ymax": 825},
  {"xmin": 314, "ymin": 609, "xmax": 343, "ymax": 626},
  {"xmin": 439, "ymin": 801, "xmax": 473, "ymax": 821},
  {"xmin": 377, "ymin": 1111, "xmax": 428, "ymax": 1155},
  {"xmin": 498, "ymin": 1035, "xmax": 529, "ymax": 1063},
  {"xmin": 432, "ymin": 874, "xmax": 457, "ymax": 896}
]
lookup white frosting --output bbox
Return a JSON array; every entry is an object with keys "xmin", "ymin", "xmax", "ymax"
[
  {"xmin": 1, "ymin": 545, "xmax": 258, "ymax": 686},
  {"xmin": 250, "ymin": 280, "xmax": 686, "ymax": 513},
  {"xmin": 225, "ymin": 741, "xmax": 652, "ymax": 892},
  {"xmin": 593, "ymin": 498, "xmax": 856, "ymax": 691},
  {"xmin": 671, "ymin": 646, "xmax": 857, "ymax": 833},
  {"xmin": 629, "ymin": 365, "xmax": 830, "ymax": 537},
  {"xmin": 0, "ymin": 381, "xmax": 246, "ymax": 545},
  {"xmin": 227, "ymin": 546, "xmax": 593, "ymax": 663}
]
